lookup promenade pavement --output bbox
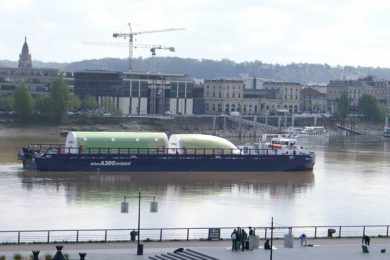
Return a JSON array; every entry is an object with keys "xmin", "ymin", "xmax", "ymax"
[{"xmin": 1, "ymin": 238, "xmax": 390, "ymax": 259}]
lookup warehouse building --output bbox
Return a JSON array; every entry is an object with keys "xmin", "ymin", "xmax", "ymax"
[{"xmin": 74, "ymin": 71, "xmax": 194, "ymax": 115}]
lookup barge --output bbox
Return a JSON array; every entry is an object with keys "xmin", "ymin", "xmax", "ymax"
[{"xmin": 18, "ymin": 132, "xmax": 315, "ymax": 172}]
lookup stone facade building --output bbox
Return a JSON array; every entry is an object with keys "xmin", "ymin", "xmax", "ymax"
[
  {"xmin": 203, "ymin": 79, "xmax": 244, "ymax": 114},
  {"xmin": 327, "ymin": 76, "xmax": 389, "ymax": 113},
  {"xmin": 301, "ymin": 87, "xmax": 327, "ymax": 113},
  {"xmin": 18, "ymin": 37, "xmax": 32, "ymax": 73}
]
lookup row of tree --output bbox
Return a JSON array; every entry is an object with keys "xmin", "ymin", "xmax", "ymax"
[
  {"xmin": 1, "ymin": 76, "xmax": 98, "ymax": 123},
  {"xmin": 336, "ymin": 93, "xmax": 387, "ymax": 122}
]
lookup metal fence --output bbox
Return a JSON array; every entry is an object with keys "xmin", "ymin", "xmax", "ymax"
[{"xmin": 1, "ymin": 225, "xmax": 389, "ymax": 245}]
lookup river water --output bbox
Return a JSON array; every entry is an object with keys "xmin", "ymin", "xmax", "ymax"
[{"xmin": 0, "ymin": 133, "xmax": 389, "ymax": 230}]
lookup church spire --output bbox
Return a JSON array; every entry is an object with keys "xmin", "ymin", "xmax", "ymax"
[{"xmin": 18, "ymin": 36, "xmax": 32, "ymax": 73}]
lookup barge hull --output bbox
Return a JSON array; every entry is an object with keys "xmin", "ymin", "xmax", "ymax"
[{"xmin": 31, "ymin": 154, "xmax": 314, "ymax": 172}]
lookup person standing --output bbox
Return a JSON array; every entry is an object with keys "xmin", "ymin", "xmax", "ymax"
[
  {"xmin": 249, "ymin": 227, "xmax": 255, "ymax": 236},
  {"xmin": 231, "ymin": 229, "xmax": 238, "ymax": 251},
  {"xmin": 241, "ymin": 229, "xmax": 248, "ymax": 251},
  {"xmin": 236, "ymin": 227, "xmax": 242, "ymax": 251}
]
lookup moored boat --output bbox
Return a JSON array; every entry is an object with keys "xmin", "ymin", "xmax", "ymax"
[
  {"xmin": 18, "ymin": 132, "xmax": 315, "ymax": 172},
  {"xmin": 385, "ymin": 127, "xmax": 390, "ymax": 138}
]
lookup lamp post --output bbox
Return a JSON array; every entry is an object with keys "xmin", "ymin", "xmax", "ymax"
[
  {"xmin": 121, "ymin": 192, "xmax": 158, "ymax": 255},
  {"xmin": 270, "ymin": 217, "xmax": 274, "ymax": 260}
]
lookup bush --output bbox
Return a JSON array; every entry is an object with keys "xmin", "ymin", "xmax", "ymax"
[
  {"xmin": 44, "ymin": 255, "xmax": 52, "ymax": 260},
  {"xmin": 13, "ymin": 254, "xmax": 22, "ymax": 260}
]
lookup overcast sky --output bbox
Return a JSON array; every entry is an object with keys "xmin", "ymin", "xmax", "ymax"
[{"xmin": 1, "ymin": 0, "xmax": 390, "ymax": 67}]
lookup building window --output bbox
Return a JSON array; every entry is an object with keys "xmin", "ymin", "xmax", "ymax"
[
  {"xmin": 225, "ymin": 104, "xmax": 230, "ymax": 112},
  {"xmin": 212, "ymin": 103, "xmax": 216, "ymax": 112},
  {"xmin": 217, "ymin": 103, "xmax": 222, "ymax": 112}
]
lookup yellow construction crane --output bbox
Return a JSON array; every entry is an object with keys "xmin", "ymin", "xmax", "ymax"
[{"xmin": 113, "ymin": 22, "xmax": 184, "ymax": 71}]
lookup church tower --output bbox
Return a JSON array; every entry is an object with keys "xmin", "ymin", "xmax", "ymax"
[{"xmin": 18, "ymin": 37, "xmax": 32, "ymax": 73}]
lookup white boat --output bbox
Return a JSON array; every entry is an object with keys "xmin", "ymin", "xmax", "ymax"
[
  {"xmin": 297, "ymin": 126, "xmax": 328, "ymax": 137},
  {"xmin": 384, "ymin": 127, "xmax": 390, "ymax": 138},
  {"xmin": 238, "ymin": 134, "xmax": 313, "ymax": 157}
]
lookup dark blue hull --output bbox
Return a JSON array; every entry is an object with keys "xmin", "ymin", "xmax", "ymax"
[{"xmin": 31, "ymin": 153, "xmax": 315, "ymax": 172}]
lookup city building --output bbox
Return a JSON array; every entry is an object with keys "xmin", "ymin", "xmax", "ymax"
[
  {"xmin": 0, "ymin": 37, "xmax": 59, "ymax": 97},
  {"xmin": 203, "ymin": 79, "xmax": 244, "ymax": 114},
  {"xmin": 263, "ymin": 81, "xmax": 303, "ymax": 113},
  {"xmin": 327, "ymin": 76, "xmax": 390, "ymax": 113},
  {"xmin": 74, "ymin": 71, "xmax": 194, "ymax": 115},
  {"xmin": 300, "ymin": 87, "xmax": 327, "ymax": 113}
]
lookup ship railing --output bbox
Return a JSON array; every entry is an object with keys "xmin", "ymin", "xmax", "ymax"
[
  {"xmin": 22, "ymin": 145, "xmax": 311, "ymax": 157},
  {"xmin": 22, "ymin": 144, "xmax": 290, "ymax": 156},
  {"xmin": 0, "ymin": 224, "xmax": 389, "ymax": 245}
]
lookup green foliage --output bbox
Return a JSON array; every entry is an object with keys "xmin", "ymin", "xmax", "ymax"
[
  {"xmin": 14, "ymin": 83, "xmax": 33, "ymax": 122},
  {"xmin": 82, "ymin": 96, "xmax": 98, "ymax": 110},
  {"xmin": 335, "ymin": 92, "xmax": 350, "ymax": 120},
  {"xmin": 358, "ymin": 94, "xmax": 385, "ymax": 122},
  {"xmin": 48, "ymin": 75, "xmax": 69, "ymax": 123},
  {"xmin": 13, "ymin": 254, "xmax": 22, "ymax": 260},
  {"xmin": 0, "ymin": 95, "xmax": 14, "ymax": 111},
  {"xmin": 33, "ymin": 95, "xmax": 51, "ymax": 116},
  {"xmin": 44, "ymin": 254, "xmax": 52, "ymax": 260},
  {"xmin": 68, "ymin": 94, "xmax": 81, "ymax": 112},
  {"xmin": 0, "ymin": 255, "xmax": 6, "ymax": 260}
]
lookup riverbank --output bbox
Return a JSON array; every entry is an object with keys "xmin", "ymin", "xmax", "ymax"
[
  {"xmin": 1, "ymin": 238, "xmax": 389, "ymax": 260},
  {"xmin": 0, "ymin": 115, "xmax": 386, "ymax": 138}
]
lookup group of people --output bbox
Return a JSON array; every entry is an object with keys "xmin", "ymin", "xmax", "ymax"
[{"xmin": 231, "ymin": 227, "xmax": 256, "ymax": 251}]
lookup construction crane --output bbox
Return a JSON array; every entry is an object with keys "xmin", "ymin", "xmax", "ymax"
[
  {"xmin": 113, "ymin": 23, "xmax": 184, "ymax": 71},
  {"xmin": 134, "ymin": 44, "xmax": 175, "ymax": 56}
]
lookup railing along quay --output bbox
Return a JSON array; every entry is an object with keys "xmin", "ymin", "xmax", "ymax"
[{"xmin": 1, "ymin": 225, "xmax": 389, "ymax": 245}]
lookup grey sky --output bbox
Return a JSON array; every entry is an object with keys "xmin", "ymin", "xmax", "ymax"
[{"xmin": 1, "ymin": 0, "xmax": 390, "ymax": 67}]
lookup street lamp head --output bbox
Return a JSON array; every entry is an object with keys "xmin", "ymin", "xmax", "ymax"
[
  {"xmin": 150, "ymin": 196, "xmax": 158, "ymax": 213},
  {"xmin": 121, "ymin": 197, "xmax": 129, "ymax": 213}
]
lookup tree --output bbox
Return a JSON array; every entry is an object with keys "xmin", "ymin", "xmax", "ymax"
[
  {"xmin": 48, "ymin": 75, "xmax": 69, "ymax": 122},
  {"xmin": 68, "ymin": 94, "xmax": 81, "ymax": 112},
  {"xmin": 0, "ymin": 95, "xmax": 14, "ymax": 111},
  {"xmin": 34, "ymin": 95, "xmax": 51, "ymax": 118},
  {"xmin": 82, "ymin": 96, "xmax": 98, "ymax": 111},
  {"xmin": 14, "ymin": 83, "xmax": 33, "ymax": 121},
  {"xmin": 335, "ymin": 92, "xmax": 350, "ymax": 120},
  {"xmin": 358, "ymin": 94, "xmax": 384, "ymax": 122}
]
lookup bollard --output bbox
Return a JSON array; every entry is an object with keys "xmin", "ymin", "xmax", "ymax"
[
  {"xmin": 53, "ymin": 245, "xmax": 65, "ymax": 260},
  {"xmin": 79, "ymin": 253, "xmax": 87, "ymax": 260},
  {"xmin": 32, "ymin": 251, "xmax": 40, "ymax": 260}
]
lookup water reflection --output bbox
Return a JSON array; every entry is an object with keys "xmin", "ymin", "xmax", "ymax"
[{"xmin": 19, "ymin": 171, "xmax": 315, "ymax": 203}]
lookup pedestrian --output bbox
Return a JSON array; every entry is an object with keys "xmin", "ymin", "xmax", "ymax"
[
  {"xmin": 241, "ymin": 229, "xmax": 248, "ymax": 251},
  {"xmin": 264, "ymin": 239, "xmax": 271, "ymax": 250},
  {"xmin": 236, "ymin": 227, "xmax": 242, "ymax": 251},
  {"xmin": 249, "ymin": 227, "xmax": 255, "ymax": 236},
  {"xmin": 231, "ymin": 229, "xmax": 237, "ymax": 251},
  {"xmin": 299, "ymin": 233, "xmax": 307, "ymax": 246},
  {"xmin": 362, "ymin": 235, "xmax": 370, "ymax": 246}
]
